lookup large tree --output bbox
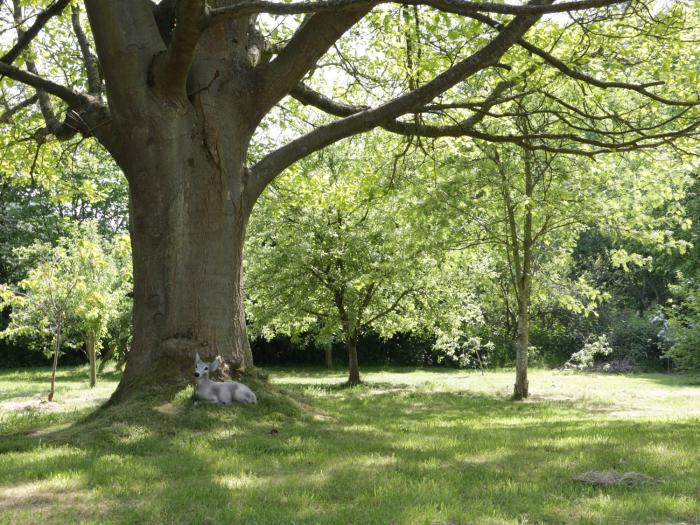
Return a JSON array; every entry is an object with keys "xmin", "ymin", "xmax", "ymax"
[{"xmin": 0, "ymin": 0, "xmax": 697, "ymax": 400}]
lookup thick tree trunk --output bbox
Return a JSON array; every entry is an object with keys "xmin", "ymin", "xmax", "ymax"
[
  {"xmin": 513, "ymin": 292, "xmax": 530, "ymax": 400},
  {"xmin": 111, "ymin": 152, "xmax": 255, "ymax": 400},
  {"xmin": 347, "ymin": 337, "xmax": 360, "ymax": 386},
  {"xmin": 106, "ymin": 100, "xmax": 258, "ymax": 402},
  {"xmin": 86, "ymin": 330, "xmax": 97, "ymax": 387},
  {"xmin": 48, "ymin": 324, "xmax": 61, "ymax": 402},
  {"xmin": 83, "ymin": 2, "xmax": 368, "ymax": 402}
]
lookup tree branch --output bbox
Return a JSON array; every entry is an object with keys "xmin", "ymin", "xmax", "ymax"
[
  {"xmin": 70, "ymin": 4, "xmax": 103, "ymax": 97},
  {"xmin": 4, "ymin": 0, "xmax": 97, "ymax": 141},
  {"xmin": 360, "ymin": 287, "xmax": 414, "ymax": 329},
  {"xmin": 384, "ymin": 118, "xmax": 700, "ymax": 156},
  {"xmin": 249, "ymin": 6, "xmax": 548, "ymax": 196},
  {"xmin": 288, "ymin": 51, "xmax": 698, "ymax": 156},
  {"xmin": 0, "ymin": 61, "xmax": 93, "ymax": 111},
  {"xmin": 0, "ymin": 94, "xmax": 38, "ymax": 123},
  {"xmin": 255, "ymin": 6, "xmax": 371, "ymax": 117},
  {"xmin": 469, "ymin": 12, "xmax": 699, "ymax": 107},
  {"xmin": 211, "ymin": 0, "xmax": 626, "ymax": 18},
  {"xmin": 0, "ymin": 0, "xmax": 71, "ymax": 66},
  {"xmin": 85, "ymin": 0, "xmax": 165, "ymax": 113},
  {"xmin": 150, "ymin": 0, "xmax": 209, "ymax": 99},
  {"xmin": 291, "ymin": 79, "xmax": 513, "ymax": 124}
]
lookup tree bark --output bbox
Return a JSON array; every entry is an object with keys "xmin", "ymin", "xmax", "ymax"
[
  {"xmin": 86, "ymin": 330, "xmax": 97, "ymax": 388},
  {"xmin": 110, "ymin": 129, "xmax": 256, "ymax": 400},
  {"xmin": 346, "ymin": 336, "xmax": 360, "ymax": 386},
  {"xmin": 84, "ymin": 3, "xmax": 262, "ymax": 402}
]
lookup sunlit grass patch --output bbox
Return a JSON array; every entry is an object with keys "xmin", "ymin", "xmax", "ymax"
[{"xmin": 0, "ymin": 367, "xmax": 699, "ymax": 524}]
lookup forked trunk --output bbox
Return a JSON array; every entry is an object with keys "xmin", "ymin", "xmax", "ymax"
[
  {"xmin": 85, "ymin": 7, "xmax": 266, "ymax": 402},
  {"xmin": 86, "ymin": 330, "xmax": 97, "ymax": 387},
  {"xmin": 347, "ymin": 337, "xmax": 360, "ymax": 386},
  {"xmin": 82, "ymin": 2, "xmax": 369, "ymax": 401}
]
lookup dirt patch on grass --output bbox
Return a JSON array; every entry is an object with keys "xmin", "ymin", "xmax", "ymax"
[
  {"xmin": 0, "ymin": 400, "xmax": 61, "ymax": 413},
  {"xmin": 573, "ymin": 470, "xmax": 657, "ymax": 487}
]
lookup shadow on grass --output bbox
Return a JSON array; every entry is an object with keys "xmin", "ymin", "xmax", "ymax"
[{"xmin": 0, "ymin": 377, "xmax": 699, "ymax": 524}]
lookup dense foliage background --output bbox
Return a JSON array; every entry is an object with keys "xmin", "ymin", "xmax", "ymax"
[
  {"xmin": 1, "ymin": 0, "xmax": 699, "ymax": 380},
  {"xmin": 2, "ymin": 136, "xmax": 697, "ymax": 373}
]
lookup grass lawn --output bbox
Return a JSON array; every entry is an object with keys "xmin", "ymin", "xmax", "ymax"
[{"xmin": 0, "ymin": 366, "xmax": 699, "ymax": 524}]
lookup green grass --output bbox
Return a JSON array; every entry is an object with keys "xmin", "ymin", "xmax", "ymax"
[{"xmin": 0, "ymin": 366, "xmax": 699, "ymax": 524}]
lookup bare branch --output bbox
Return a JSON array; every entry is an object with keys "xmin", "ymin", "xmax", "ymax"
[
  {"xmin": 211, "ymin": 0, "xmax": 627, "ymax": 18},
  {"xmin": 70, "ymin": 5, "xmax": 103, "ymax": 97},
  {"xmin": 0, "ymin": 0, "xmax": 71, "ymax": 66},
  {"xmin": 255, "ymin": 7, "xmax": 371, "ymax": 116},
  {"xmin": 0, "ymin": 94, "xmax": 38, "ymax": 123}
]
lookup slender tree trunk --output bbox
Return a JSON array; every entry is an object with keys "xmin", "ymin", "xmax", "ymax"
[
  {"xmin": 512, "ymin": 137, "xmax": 534, "ymax": 400},
  {"xmin": 324, "ymin": 345, "xmax": 333, "ymax": 369},
  {"xmin": 513, "ymin": 290, "xmax": 530, "ymax": 400},
  {"xmin": 347, "ymin": 337, "xmax": 360, "ymax": 386},
  {"xmin": 48, "ymin": 323, "xmax": 61, "ymax": 402},
  {"xmin": 86, "ymin": 330, "xmax": 97, "ymax": 388}
]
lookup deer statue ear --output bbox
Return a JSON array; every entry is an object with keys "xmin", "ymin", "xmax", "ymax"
[
  {"xmin": 195, "ymin": 352, "xmax": 201, "ymax": 363},
  {"xmin": 210, "ymin": 357, "xmax": 220, "ymax": 372}
]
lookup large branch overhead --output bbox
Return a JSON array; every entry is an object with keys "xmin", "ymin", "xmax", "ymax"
[
  {"xmin": 210, "ymin": 0, "xmax": 626, "ymax": 18},
  {"xmin": 255, "ymin": 6, "xmax": 371, "ymax": 115},
  {"xmin": 249, "ymin": 5, "xmax": 550, "ymax": 196},
  {"xmin": 291, "ymin": 81, "xmax": 700, "ymax": 155},
  {"xmin": 468, "ymin": 12, "xmax": 700, "ymax": 108}
]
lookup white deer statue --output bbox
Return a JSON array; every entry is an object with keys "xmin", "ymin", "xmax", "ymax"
[{"xmin": 193, "ymin": 353, "xmax": 257, "ymax": 404}]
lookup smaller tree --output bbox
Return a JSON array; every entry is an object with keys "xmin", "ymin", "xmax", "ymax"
[
  {"xmin": 0, "ymin": 223, "xmax": 122, "ymax": 398},
  {"xmin": 428, "ymin": 108, "xmax": 692, "ymax": 398},
  {"xmin": 1, "ymin": 245, "xmax": 82, "ymax": 401},
  {"xmin": 246, "ymin": 143, "xmax": 461, "ymax": 385}
]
